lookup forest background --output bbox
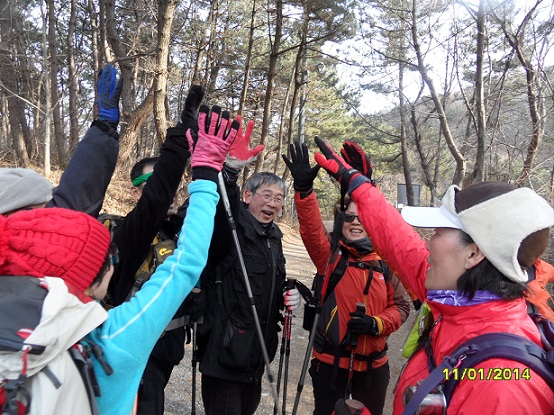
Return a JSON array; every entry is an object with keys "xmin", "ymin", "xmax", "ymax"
[{"xmin": 1, "ymin": 0, "xmax": 554, "ymax": 222}]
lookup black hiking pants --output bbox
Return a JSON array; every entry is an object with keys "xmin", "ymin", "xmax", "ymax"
[
  {"xmin": 309, "ymin": 358, "xmax": 390, "ymax": 415},
  {"xmin": 201, "ymin": 374, "xmax": 262, "ymax": 415}
]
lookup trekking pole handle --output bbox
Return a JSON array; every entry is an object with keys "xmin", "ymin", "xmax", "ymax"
[
  {"xmin": 286, "ymin": 278, "xmax": 296, "ymax": 290},
  {"xmin": 350, "ymin": 303, "xmax": 366, "ymax": 348}
]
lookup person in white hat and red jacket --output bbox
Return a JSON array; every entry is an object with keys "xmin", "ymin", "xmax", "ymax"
[{"xmin": 313, "ymin": 136, "xmax": 554, "ymax": 415}]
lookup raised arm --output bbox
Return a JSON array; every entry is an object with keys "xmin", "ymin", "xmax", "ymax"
[{"xmin": 48, "ymin": 64, "xmax": 122, "ymax": 216}]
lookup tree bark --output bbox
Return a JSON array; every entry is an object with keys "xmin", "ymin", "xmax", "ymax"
[
  {"xmin": 153, "ymin": 0, "xmax": 178, "ymax": 140},
  {"xmin": 411, "ymin": 0, "xmax": 465, "ymax": 186}
]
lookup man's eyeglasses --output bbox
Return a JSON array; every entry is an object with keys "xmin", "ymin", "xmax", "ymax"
[
  {"xmin": 255, "ymin": 192, "xmax": 284, "ymax": 205},
  {"xmin": 344, "ymin": 213, "xmax": 361, "ymax": 223}
]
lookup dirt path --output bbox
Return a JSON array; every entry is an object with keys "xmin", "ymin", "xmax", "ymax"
[{"xmin": 164, "ymin": 223, "xmax": 415, "ymax": 415}]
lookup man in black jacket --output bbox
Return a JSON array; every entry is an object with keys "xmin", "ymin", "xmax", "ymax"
[
  {"xmin": 105, "ymin": 85, "xmax": 205, "ymax": 415},
  {"xmin": 198, "ymin": 120, "xmax": 300, "ymax": 415}
]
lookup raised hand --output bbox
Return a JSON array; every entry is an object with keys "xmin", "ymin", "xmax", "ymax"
[
  {"xmin": 313, "ymin": 137, "xmax": 369, "ymax": 193},
  {"xmin": 340, "ymin": 141, "xmax": 373, "ymax": 182},
  {"xmin": 225, "ymin": 115, "xmax": 264, "ymax": 170},
  {"xmin": 97, "ymin": 63, "xmax": 123, "ymax": 129},
  {"xmin": 186, "ymin": 105, "xmax": 239, "ymax": 181},
  {"xmin": 177, "ymin": 85, "xmax": 205, "ymax": 131},
  {"xmin": 282, "ymin": 141, "xmax": 320, "ymax": 193}
]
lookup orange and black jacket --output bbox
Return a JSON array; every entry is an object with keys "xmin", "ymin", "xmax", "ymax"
[{"xmin": 295, "ymin": 191, "xmax": 410, "ymax": 371}]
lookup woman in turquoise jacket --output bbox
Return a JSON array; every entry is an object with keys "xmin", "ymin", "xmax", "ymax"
[{"xmin": 0, "ymin": 105, "xmax": 239, "ymax": 415}]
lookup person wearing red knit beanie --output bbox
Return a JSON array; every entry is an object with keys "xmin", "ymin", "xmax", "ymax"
[{"xmin": 0, "ymin": 207, "xmax": 112, "ymax": 296}]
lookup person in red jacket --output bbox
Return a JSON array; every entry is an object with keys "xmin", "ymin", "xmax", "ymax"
[
  {"xmin": 283, "ymin": 141, "xmax": 410, "ymax": 415},
  {"xmin": 313, "ymin": 137, "xmax": 554, "ymax": 415}
]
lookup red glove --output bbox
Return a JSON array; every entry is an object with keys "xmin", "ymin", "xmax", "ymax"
[
  {"xmin": 340, "ymin": 141, "xmax": 373, "ymax": 181},
  {"xmin": 225, "ymin": 115, "xmax": 264, "ymax": 170},
  {"xmin": 186, "ymin": 105, "xmax": 238, "ymax": 182},
  {"xmin": 314, "ymin": 137, "xmax": 366, "ymax": 191}
]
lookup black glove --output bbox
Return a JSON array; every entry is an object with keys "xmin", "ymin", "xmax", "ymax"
[
  {"xmin": 340, "ymin": 141, "xmax": 373, "ymax": 182},
  {"xmin": 347, "ymin": 310, "xmax": 379, "ymax": 336},
  {"xmin": 97, "ymin": 63, "xmax": 123, "ymax": 129},
  {"xmin": 314, "ymin": 137, "xmax": 370, "ymax": 194},
  {"xmin": 282, "ymin": 141, "xmax": 321, "ymax": 192},
  {"xmin": 183, "ymin": 289, "xmax": 206, "ymax": 322},
  {"xmin": 176, "ymin": 85, "xmax": 205, "ymax": 131}
]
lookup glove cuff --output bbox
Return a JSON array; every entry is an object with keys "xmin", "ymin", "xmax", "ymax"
[
  {"xmin": 372, "ymin": 316, "xmax": 383, "ymax": 336},
  {"xmin": 166, "ymin": 126, "xmax": 188, "ymax": 139},
  {"xmin": 293, "ymin": 183, "xmax": 313, "ymax": 193},
  {"xmin": 91, "ymin": 118, "xmax": 119, "ymax": 133},
  {"xmin": 192, "ymin": 167, "xmax": 219, "ymax": 183},
  {"xmin": 222, "ymin": 164, "xmax": 240, "ymax": 184},
  {"xmin": 348, "ymin": 174, "xmax": 370, "ymax": 194},
  {"xmin": 91, "ymin": 119, "xmax": 119, "ymax": 139},
  {"xmin": 298, "ymin": 189, "xmax": 313, "ymax": 199}
]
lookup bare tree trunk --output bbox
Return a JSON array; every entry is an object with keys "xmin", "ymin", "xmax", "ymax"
[
  {"xmin": 411, "ymin": 0, "xmax": 465, "ymax": 185},
  {"xmin": 255, "ymin": 0, "xmax": 283, "ymax": 173},
  {"xmin": 238, "ymin": 0, "xmax": 256, "ymax": 116},
  {"xmin": 410, "ymin": 101, "xmax": 437, "ymax": 202},
  {"xmin": 68, "ymin": 0, "xmax": 79, "ymax": 152},
  {"xmin": 472, "ymin": 0, "xmax": 486, "ymax": 183},
  {"xmin": 274, "ymin": 74, "xmax": 293, "ymax": 176},
  {"xmin": 0, "ymin": 0, "xmax": 31, "ymax": 166},
  {"xmin": 88, "ymin": 0, "xmax": 100, "ymax": 77},
  {"xmin": 48, "ymin": 0, "xmax": 67, "ymax": 163},
  {"xmin": 398, "ymin": 63, "xmax": 415, "ymax": 205},
  {"xmin": 42, "ymin": 1, "xmax": 52, "ymax": 175},
  {"xmin": 153, "ymin": 0, "xmax": 178, "ymax": 139},
  {"xmin": 499, "ymin": 5, "xmax": 545, "ymax": 187}
]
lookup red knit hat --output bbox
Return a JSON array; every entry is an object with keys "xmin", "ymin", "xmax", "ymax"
[{"xmin": 0, "ymin": 208, "xmax": 111, "ymax": 292}]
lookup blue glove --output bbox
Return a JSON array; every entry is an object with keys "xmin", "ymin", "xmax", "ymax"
[{"xmin": 97, "ymin": 63, "xmax": 123, "ymax": 129}]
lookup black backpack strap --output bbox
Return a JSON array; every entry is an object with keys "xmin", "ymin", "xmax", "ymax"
[
  {"xmin": 294, "ymin": 279, "xmax": 315, "ymax": 305},
  {"xmin": 69, "ymin": 346, "xmax": 101, "ymax": 415},
  {"xmin": 402, "ymin": 332, "xmax": 554, "ymax": 415},
  {"xmin": 323, "ymin": 250, "xmax": 349, "ymax": 303},
  {"xmin": 379, "ymin": 260, "xmax": 391, "ymax": 284}
]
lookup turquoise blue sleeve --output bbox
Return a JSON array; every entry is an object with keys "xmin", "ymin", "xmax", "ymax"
[{"xmin": 88, "ymin": 179, "xmax": 219, "ymax": 415}]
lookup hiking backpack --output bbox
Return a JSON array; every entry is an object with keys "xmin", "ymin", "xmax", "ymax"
[
  {"xmin": 401, "ymin": 313, "xmax": 554, "ymax": 415},
  {"xmin": 98, "ymin": 213, "xmax": 176, "ymax": 303},
  {"xmin": 0, "ymin": 276, "xmax": 112, "ymax": 415},
  {"xmin": 298, "ymin": 248, "xmax": 392, "ymax": 332}
]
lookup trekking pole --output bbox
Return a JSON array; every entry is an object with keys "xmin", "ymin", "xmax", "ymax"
[
  {"xmin": 275, "ymin": 279, "xmax": 296, "ymax": 415},
  {"xmin": 282, "ymin": 279, "xmax": 296, "ymax": 415},
  {"xmin": 190, "ymin": 288, "xmax": 202, "ymax": 415},
  {"xmin": 217, "ymin": 173, "xmax": 281, "ymax": 415},
  {"xmin": 275, "ymin": 325, "xmax": 286, "ymax": 415},
  {"xmin": 292, "ymin": 213, "xmax": 345, "ymax": 415},
  {"xmin": 345, "ymin": 303, "xmax": 365, "ymax": 400}
]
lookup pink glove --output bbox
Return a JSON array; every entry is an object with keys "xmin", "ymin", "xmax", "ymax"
[
  {"xmin": 186, "ymin": 105, "xmax": 239, "ymax": 180},
  {"xmin": 225, "ymin": 115, "xmax": 264, "ymax": 170}
]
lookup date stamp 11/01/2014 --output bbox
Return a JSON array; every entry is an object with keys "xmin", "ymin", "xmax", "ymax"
[{"xmin": 443, "ymin": 367, "xmax": 531, "ymax": 381}]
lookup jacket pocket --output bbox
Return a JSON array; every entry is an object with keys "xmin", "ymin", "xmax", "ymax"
[{"xmin": 218, "ymin": 317, "xmax": 257, "ymax": 370}]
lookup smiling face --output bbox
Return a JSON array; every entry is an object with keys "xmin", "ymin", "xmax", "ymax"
[
  {"xmin": 342, "ymin": 201, "xmax": 369, "ymax": 241},
  {"xmin": 243, "ymin": 183, "xmax": 284, "ymax": 224},
  {"xmin": 425, "ymin": 227, "xmax": 484, "ymax": 290}
]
